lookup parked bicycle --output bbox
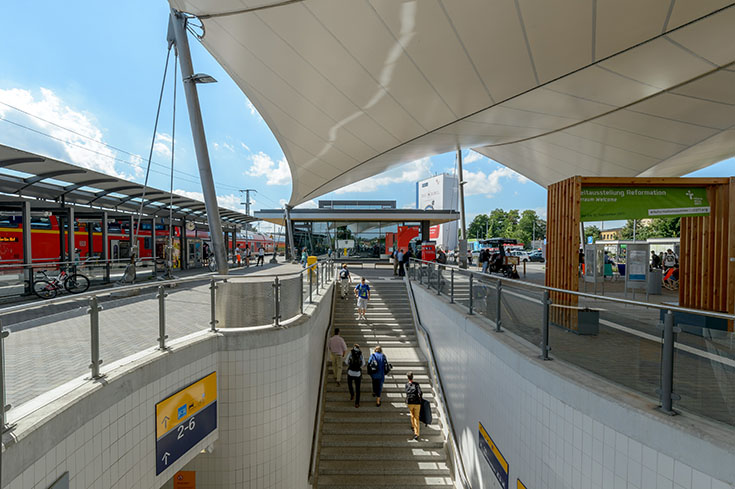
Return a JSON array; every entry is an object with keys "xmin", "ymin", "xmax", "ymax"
[{"xmin": 32, "ymin": 268, "xmax": 91, "ymax": 299}]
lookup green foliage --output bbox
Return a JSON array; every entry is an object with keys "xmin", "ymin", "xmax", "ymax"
[
  {"xmin": 620, "ymin": 217, "xmax": 680, "ymax": 240},
  {"xmin": 468, "ymin": 209, "xmax": 546, "ymax": 248},
  {"xmin": 584, "ymin": 225, "xmax": 602, "ymax": 242}
]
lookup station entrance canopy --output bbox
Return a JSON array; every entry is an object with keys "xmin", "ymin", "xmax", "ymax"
[
  {"xmin": 0, "ymin": 144, "xmax": 254, "ymax": 227},
  {"xmin": 170, "ymin": 0, "xmax": 735, "ymax": 205}
]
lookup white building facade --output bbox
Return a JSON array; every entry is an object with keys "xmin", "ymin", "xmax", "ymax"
[{"xmin": 417, "ymin": 173, "xmax": 459, "ymax": 252}]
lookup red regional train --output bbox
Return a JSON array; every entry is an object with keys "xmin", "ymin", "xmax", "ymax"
[{"xmin": 0, "ymin": 215, "xmax": 279, "ymax": 265}]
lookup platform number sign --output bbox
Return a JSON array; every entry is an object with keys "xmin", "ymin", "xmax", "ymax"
[
  {"xmin": 479, "ymin": 422, "xmax": 508, "ymax": 489},
  {"xmin": 156, "ymin": 372, "xmax": 217, "ymax": 475}
]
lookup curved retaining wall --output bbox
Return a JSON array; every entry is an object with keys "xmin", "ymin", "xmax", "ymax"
[
  {"xmin": 2, "ymin": 282, "xmax": 333, "ymax": 489},
  {"xmin": 215, "ymin": 275, "xmax": 302, "ymax": 328},
  {"xmin": 410, "ymin": 282, "xmax": 735, "ymax": 489}
]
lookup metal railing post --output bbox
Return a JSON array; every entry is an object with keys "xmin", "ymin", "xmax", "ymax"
[
  {"xmin": 309, "ymin": 267, "xmax": 313, "ymax": 303},
  {"xmin": 468, "ymin": 273, "xmax": 474, "ymax": 315},
  {"xmin": 436, "ymin": 267, "xmax": 442, "ymax": 295},
  {"xmin": 428, "ymin": 263, "xmax": 433, "ymax": 290},
  {"xmin": 541, "ymin": 290, "xmax": 551, "ymax": 360},
  {"xmin": 273, "ymin": 277, "xmax": 281, "ymax": 327},
  {"xmin": 157, "ymin": 285, "xmax": 169, "ymax": 350},
  {"xmin": 209, "ymin": 278, "xmax": 218, "ymax": 332},
  {"xmin": 88, "ymin": 296, "xmax": 104, "ymax": 379},
  {"xmin": 450, "ymin": 268, "xmax": 455, "ymax": 303},
  {"xmin": 300, "ymin": 272, "xmax": 304, "ymax": 313},
  {"xmin": 419, "ymin": 262, "xmax": 423, "ymax": 285},
  {"xmin": 659, "ymin": 310, "xmax": 678, "ymax": 414},
  {"xmin": 1, "ymin": 323, "xmax": 14, "ymax": 433},
  {"xmin": 316, "ymin": 264, "xmax": 320, "ymax": 295},
  {"xmin": 495, "ymin": 280, "xmax": 502, "ymax": 332}
]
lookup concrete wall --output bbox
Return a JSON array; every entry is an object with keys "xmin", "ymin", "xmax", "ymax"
[
  {"xmin": 2, "ymin": 282, "xmax": 333, "ymax": 489},
  {"xmin": 410, "ymin": 283, "xmax": 735, "ymax": 489},
  {"xmin": 216, "ymin": 275, "xmax": 302, "ymax": 328}
]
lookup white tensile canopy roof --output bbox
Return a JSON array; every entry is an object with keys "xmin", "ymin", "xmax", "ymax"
[{"xmin": 169, "ymin": 0, "xmax": 735, "ymax": 205}]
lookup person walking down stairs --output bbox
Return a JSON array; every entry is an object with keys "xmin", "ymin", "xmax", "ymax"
[
  {"xmin": 368, "ymin": 345, "xmax": 389, "ymax": 407},
  {"xmin": 328, "ymin": 329, "xmax": 348, "ymax": 386},
  {"xmin": 344, "ymin": 344, "xmax": 365, "ymax": 408}
]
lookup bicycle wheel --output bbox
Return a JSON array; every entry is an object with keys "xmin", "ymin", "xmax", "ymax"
[
  {"xmin": 64, "ymin": 273, "xmax": 90, "ymax": 293},
  {"xmin": 33, "ymin": 280, "xmax": 57, "ymax": 299}
]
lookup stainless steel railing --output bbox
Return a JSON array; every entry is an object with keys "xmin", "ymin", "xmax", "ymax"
[
  {"xmin": 0, "ymin": 259, "xmax": 337, "ymax": 434},
  {"xmin": 408, "ymin": 258, "xmax": 735, "ymax": 424}
]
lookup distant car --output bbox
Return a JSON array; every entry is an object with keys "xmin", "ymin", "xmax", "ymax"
[{"xmin": 528, "ymin": 251, "xmax": 545, "ymax": 263}]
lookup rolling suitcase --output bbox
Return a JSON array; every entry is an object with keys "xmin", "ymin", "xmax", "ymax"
[{"xmin": 419, "ymin": 399, "xmax": 432, "ymax": 426}]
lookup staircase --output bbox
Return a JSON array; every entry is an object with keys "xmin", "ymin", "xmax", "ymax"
[{"xmin": 314, "ymin": 273, "xmax": 454, "ymax": 488}]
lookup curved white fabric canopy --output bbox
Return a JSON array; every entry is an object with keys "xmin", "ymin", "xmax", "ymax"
[{"xmin": 169, "ymin": 0, "xmax": 735, "ymax": 205}]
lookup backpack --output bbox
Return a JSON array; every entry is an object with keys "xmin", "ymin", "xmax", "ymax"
[
  {"xmin": 348, "ymin": 350, "xmax": 362, "ymax": 371},
  {"xmin": 367, "ymin": 356, "xmax": 379, "ymax": 375},
  {"xmin": 405, "ymin": 382, "xmax": 422, "ymax": 404},
  {"xmin": 384, "ymin": 362, "xmax": 393, "ymax": 375},
  {"xmin": 340, "ymin": 269, "xmax": 349, "ymax": 279}
]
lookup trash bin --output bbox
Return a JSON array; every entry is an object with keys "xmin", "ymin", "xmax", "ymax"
[
  {"xmin": 648, "ymin": 269, "xmax": 662, "ymax": 295},
  {"xmin": 307, "ymin": 255, "xmax": 318, "ymax": 279}
]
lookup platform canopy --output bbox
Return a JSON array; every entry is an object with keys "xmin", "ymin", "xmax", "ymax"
[
  {"xmin": 169, "ymin": 0, "xmax": 735, "ymax": 205},
  {"xmin": 0, "ymin": 144, "xmax": 254, "ymax": 226}
]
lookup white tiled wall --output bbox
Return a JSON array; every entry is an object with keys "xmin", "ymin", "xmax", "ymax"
[
  {"xmin": 5, "ymin": 354, "xmax": 218, "ymax": 489},
  {"xmin": 176, "ymin": 294, "xmax": 331, "ymax": 488},
  {"xmin": 413, "ymin": 285, "xmax": 735, "ymax": 489}
]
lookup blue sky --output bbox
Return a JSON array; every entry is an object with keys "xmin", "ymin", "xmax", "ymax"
[{"xmin": 0, "ymin": 1, "xmax": 733, "ymax": 234}]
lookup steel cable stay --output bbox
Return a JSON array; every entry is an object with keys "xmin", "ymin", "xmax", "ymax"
[{"xmin": 120, "ymin": 44, "xmax": 173, "ymax": 284}]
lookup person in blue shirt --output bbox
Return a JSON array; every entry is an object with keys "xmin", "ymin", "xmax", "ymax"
[
  {"xmin": 368, "ymin": 345, "xmax": 389, "ymax": 407},
  {"xmin": 354, "ymin": 277, "xmax": 371, "ymax": 320}
]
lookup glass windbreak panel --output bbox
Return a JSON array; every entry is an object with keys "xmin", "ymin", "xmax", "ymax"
[
  {"xmin": 354, "ymin": 221, "xmax": 381, "ymax": 258},
  {"xmin": 310, "ymin": 221, "xmax": 333, "ymax": 255},
  {"xmin": 672, "ymin": 325, "xmax": 735, "ymax": 427},
  {"xmin": 498, "ymin": 282, "xmax": 543, "ymax": 346},
  {"xmin": 549, "ymin": 300, "xmax": 662, "ymax": 403},
  {"xmin": 4, "ymin": 296, "xmax": 92, "ymax": 418}
]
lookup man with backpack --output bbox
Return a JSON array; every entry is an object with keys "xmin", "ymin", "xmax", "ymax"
[
  {"xmin": 339, "ymin": 264, "xmax": 351, "ymax": 299},
  {"xmin": 368, "ymin": 345, "xmax": 390, "ymax": 407},
  {"xmin": 354, "ymin": 277, "xmax": 371, "ymax": 320},
  {"xmin": 405, "ymin": 372, "xmax": 423, "ymax": 440},
  {"xmin": 344, "ymin": 344, "xmax": 365, "ymax": 408}
]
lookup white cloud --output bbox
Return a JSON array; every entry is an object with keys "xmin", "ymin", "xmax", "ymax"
[
  {"xmin": 463, "ymin": 166, "xmax": 528, "ymax": 198},
  {"xmin": 0, "ymin": 87, "xmax": 131, "ymax": 178},
  {"xmin": 464, "ymin": 151, "xmax": 484, "ymax": 164},
  {"xmin": 334, "ymin": 157, "xmax": 433, "ymax": 194},
  {"xmin": 213, "ymin": 141, "xmax": 235, "ymax": 153},
  {"xmin": 247, "ymin": 151, "xmax": 291, "ymax": 185},
  {"xmin": 241, "ymin": 142, "xmax": 251, "ymax": 152},
  {"xmin": 402, "ymin": 202, "xmax": 416, "ymax": 209},
  {"xmin": 173, "ymin": 189, "xmax": 242, "ymax": 212},
  {"xmin": 153, "ymin": 132, "xmax": 172, "ymax": 158},
  {"xmin": 278, "ymin": 198, "xmax": 317, "ymax": 209}
]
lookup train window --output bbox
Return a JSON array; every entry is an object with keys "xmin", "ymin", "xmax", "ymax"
[
  {"xmin": 155, "ymin": 223, "xmax": 166, "ymax": 231},
  {"xmin": 0, "ymin": 216, "xmax": 20, "ymax": 228},
  {"xmin": 30, "ymin": 217, "xmax": 51, "ymax": 229},
  {"xmin": 144, "ymin": 237, "xmax": 152, "ymax": 250},
  {"xmin": 140, "ymin": 222, "xmax": 152, "ymax": 231}
]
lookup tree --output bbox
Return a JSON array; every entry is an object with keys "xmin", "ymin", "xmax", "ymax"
[
  {"xmin": 584, "ymin": 225, "xmax": 602, "ymax": 242},
  {"xmin": 468, "ymin": 214, "xmax": 490, "ymax": 240},
  {"xmin": 516, "ymin": 210, "xmax": 546, "ymax": 248},
  {"xmin": 487, "ymin": 208, "xmax": 508, "ymax": 238}
]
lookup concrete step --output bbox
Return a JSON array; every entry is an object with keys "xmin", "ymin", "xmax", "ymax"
[
  {"xmin": 324, "ymin": 401, "xmax": 433, "ymax": 413},
  {"xmin": 325, "ymin": 383, "xmax": 434, "ymax": 394},
  {"xmin": 323, "ymin": 411, "xmax": 439, "ymax": 423},
  {"xmin": 318, "ymin": 460, "xmax": 450, "ymax": 476},
  {"xmin": 325, "ymin": 391, "xmax": 434, "ymax": 402},
  {"xmin": 321, "ymin": 422, "xmax": 442, "ymax": 435},
  {"xmin": 317, "ymin": 477, "xmax": 453, "ymax": 488},
  {"xmin": 319, "ymin": 446, "xmax": 445, "ymax": 462},
  {"xmin": 320, "ymin": 434, "xmax": 445, "ymax": 448}
]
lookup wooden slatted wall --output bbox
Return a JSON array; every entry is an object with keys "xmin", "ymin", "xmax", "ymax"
[
  {"xmin": 679, "ymin": 178, "xmax": 735, "ymax": 327},
  {"xmin": 545, "ymin": 176, "xmax": 580, "ymax": 329}
]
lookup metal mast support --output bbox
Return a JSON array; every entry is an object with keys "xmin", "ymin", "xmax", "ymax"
[
  {"xmin": 284, "ymin": 205, "xmax": 298, "ymax": 262},
  {"xmin": 168, "ymin": 10, "xmax": 228, "ymax": 274},
  {"xmin": 457, "ymin": 148, "xmax": 468, "ymax": 269}
]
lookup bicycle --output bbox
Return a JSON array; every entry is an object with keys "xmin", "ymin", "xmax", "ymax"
[{"xmin": 32, "ymin": 268, "xmax": 91, "ymax": 299}]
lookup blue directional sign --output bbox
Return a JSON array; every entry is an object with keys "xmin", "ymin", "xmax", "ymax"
[
  {"xmin": 156, "ymin": 372, "xmax": 217, "ymax": 475},
  {"xmin": 479, "ymin": 422, "xmax": 508, "ymax": 489}
]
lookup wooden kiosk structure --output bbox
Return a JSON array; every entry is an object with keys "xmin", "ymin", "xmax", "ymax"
[{"xmin": 546, "ymin": 176, "xmax": 735, "ymax": 331}]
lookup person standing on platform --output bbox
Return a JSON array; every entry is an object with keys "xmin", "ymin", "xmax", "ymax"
[
  {"xmin": 397, "ymin": 248, "xmax": 405, "ymax": 277},
  {"xmin": 650, "ymin": 250, "xmax": 661, "ymax": 269},
  {"xmin": 301, "ymin": 247, "xmax": 308, "ymax": 268},
  {"xmin": 368, "ymin": 345, "xmax": 388, "ymax": 407},
  {"xmin": 328, "ymin": 329, "xmax": 348, "ymax": 386},
  {"xmin": 235, "ymin": 246, "xmax": 242, "ymax": 266},
  {"xmin": 391, "ymin": 248, "xmax": 398, "ymax": 276},
  {"xmin": 663, "ymin": 249, "xmax": 678, "ymax": 270},
  {"xmin": 345, "ymin": 344, "xmax": 365, "ymax": 408},
  {"xmin": 405, "ymin": 372, "xmax": 423, "ymax": 440},
  {"xmin": 354, "ymin": 277, "xmax": 371, "ymax": 320},
  {"xmin": 257, "ymin": 245, "xmax": 265, "ymax": 266}
]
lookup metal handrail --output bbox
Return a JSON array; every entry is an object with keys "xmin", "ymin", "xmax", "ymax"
[
  {"xmin": 308, "ymin": 263, "xmax": 336, "ymax": 484},
  {"xmin": 405, "ymin": 277, "xmax": 472, "ymax": 489},
  {"xmin": 409, "ymin": 258, "xmax": 735, "ymax": 321}
]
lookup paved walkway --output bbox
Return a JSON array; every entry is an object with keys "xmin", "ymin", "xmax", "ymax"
[{"xmin": 3, "ymin": 262, "xmax": 302, "ymax": 416}]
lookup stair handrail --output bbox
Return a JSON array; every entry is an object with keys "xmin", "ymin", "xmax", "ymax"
[
  {"xmin": 404, "ymin": 277, "xmax": 472, "ymax": 489},
  {"xmin": 308, "ymin": 263, "xmax": 337, "ymax": 485}
]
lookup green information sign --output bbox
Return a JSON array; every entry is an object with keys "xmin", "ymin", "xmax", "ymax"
[{"xmin": 580, "ymin": 187, "xmax": 710, "ymax": 221}]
